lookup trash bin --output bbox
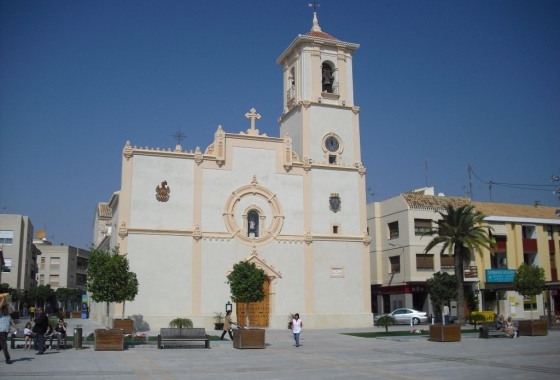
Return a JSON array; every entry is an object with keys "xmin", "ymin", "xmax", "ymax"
[
  {"xmin": 81, "ymin": 311, "xmax": 88, "ymax": 319},
  {"xmin": 73, "ymin": 326, "xmax": 83, "ymax": 349}
]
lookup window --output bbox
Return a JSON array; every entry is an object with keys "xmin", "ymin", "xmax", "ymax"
[
  {"xmin": 548, "ymin": 225, "xmax": 553, "ymax": 240},
  {"xmin": 523, "ymin": 295, "xmax": 537, "ymax": 311},
  {"xmin": 0, "ymin": 231, "xmax": 13, "ymax": 245},
  {"xmin": 441, "ymin": 254, "xmax": 454, "ymax": 270},
  {"xmin": 389, "ymin": 256, "xmax": 400, "ymax": 273},
  {"xmin": 321, "ymin": 62, "xmax": 335, "ymax": 93},
  {"xmin": 247, "ymin": 210, "xmax": 259, "ymax": 238},
  {"xmin": 39, "ymin": 274, "xmax": 44, "ymax": 285},
  {"xmin": 491, "ymin": 253, "xmax": 508, "ymax": 269},
  {"xmin": 76, "ymin": 273, "xmax": 87, "ymax": 286},
  {"xmin": 1, "ymin": 258, "xmax": 11, "ymax": 273},
  {"xmin": 388, "ymin": 222, "xmax": 399, "ymax": 239},
  {"xmin": 332, "ymin": 225, "xmax": 339, "ymax": 234},
  {"xmin": 524, "ymin": 253, "xmax": 538, "ymax": 265},
  {"xmin": 414, "ymin": 219, "xmax": 432, "ymax": 236},
  {"xmin": 50, "ymin": 257, "xmax": 60, "ymax": 271},
  {"xmin": 77, "ymin": 257, "xmax": 88, "ymax": 270},
  {"xmin": 49, "ymin": 275, "xmax": 59, "ymax": 287},
  {"xmin": 522, "ymin": 225, "xmax": 536, "ymax": 239},
  {"xmin": 329, "ymin": 155, "xmax": 336, "ymax": 164},
  {"xmin": 416, "ymin": 254, "xmax": 434, "ymax": 271},
  {"xmin": 40, "ymin": 257, "xmax": 45, "ymax": 269}
]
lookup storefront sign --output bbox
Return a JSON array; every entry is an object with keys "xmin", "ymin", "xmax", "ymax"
[{"xmin": 486, "ymin": 269, "xmax": 516, "ymax": 283}]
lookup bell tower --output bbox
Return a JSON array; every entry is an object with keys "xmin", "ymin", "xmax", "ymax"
[{"xmin": 277, "ymin": 12, "xmax": 361, "ymax": 167}]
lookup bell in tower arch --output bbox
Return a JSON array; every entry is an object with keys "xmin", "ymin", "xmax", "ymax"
[{"xmin": 322, "ymin": 63, "xmax": 334, "ymax": 93}]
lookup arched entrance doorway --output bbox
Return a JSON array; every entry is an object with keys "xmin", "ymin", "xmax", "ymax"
[{"xmin": 236, "ymin": 280, "xmax": 270, "ymax": 327}]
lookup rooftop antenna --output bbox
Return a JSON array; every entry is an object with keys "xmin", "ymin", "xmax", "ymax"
[
  {"xmin": 467, "ymin": 163, "xmax": 473, "ymax": 200},
  {"xmin": 366, "ymin": 187, "xmax": 375, "ymax": 199},
  {"xmin": 489, "ymin": 181, "xmax": 493, "ymax": 203},
  {"xmin": 425, "ymin": 159, "xmax": 429, "ymax": 187}
]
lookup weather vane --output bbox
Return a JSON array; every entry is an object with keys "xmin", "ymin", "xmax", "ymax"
[
  {"xmin": 309, "ymin": 1, "xmax": 320, "ymax": 12},
  {"xmin": 171, "ymin": 127, "xmax": 186, "ymax": 145}
]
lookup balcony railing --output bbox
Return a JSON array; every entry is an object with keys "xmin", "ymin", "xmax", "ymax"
[{"xmin": 464, "ymin": 266, "xmax": 478, "ymax": 278}]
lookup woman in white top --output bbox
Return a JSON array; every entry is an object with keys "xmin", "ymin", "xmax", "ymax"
[{"xmin": 291, "ymin": 313, "xmax": 303, "ymax": 347}]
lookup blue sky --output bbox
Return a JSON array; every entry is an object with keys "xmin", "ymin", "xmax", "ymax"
[{"xmin": 1, "ymin": 0, "xmax": 558, "ymax": 249}]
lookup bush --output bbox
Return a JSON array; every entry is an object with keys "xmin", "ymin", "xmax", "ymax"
[
  {"xmin": 375, "ymin": 315, "xmax": 397, "ymax": 333},
  {"xmin": 168, "ymin": 318, "xmax": 193, "ymax": 329}
]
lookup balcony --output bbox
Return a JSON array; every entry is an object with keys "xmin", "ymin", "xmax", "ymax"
[
  {"xmin": 492, "ymin": 240, "xmax": 507, "ymax": 251},
  {"xmin": 522, "ymin": 238, "xmax": 538, "ymax": 253}
]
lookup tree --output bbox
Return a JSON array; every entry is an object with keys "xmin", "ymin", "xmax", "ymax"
[
  {"xmin": 423, "ymin": 204, "xmax": 492, "ymax": 324},
  {"xmin": 28, "ymin": 285, "xmax": 54, "ymax": 308},
  {"xmin": 70, "ymin": 289, "xmax": 84, "ymax": 311},
  {"xmin": 86, "ymin": 246, "xmax": 139, "ymax": 326},
  {"xmin": 226, "ymin": 261, "xmax": 266, "ymax": 329},
  {"xmin": 426, "ymin": 271, "xmax": 458, "ymax": 325},
  {"xmin": 56, "ymin": 287, "xmax": 71, "ymax": 311},
  {"xmin": 514, "ymin": 263, "xmax": 546, "ymax": 321}
]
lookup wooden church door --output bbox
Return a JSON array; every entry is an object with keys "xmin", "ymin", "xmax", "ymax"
[{"xmin": 236, "ymin": 280, "xmax": 270, "ymax": 327}]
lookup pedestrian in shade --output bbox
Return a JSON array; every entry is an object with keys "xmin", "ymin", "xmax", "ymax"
[{"xmin": 33, "ymin": 307, "xmax": 48, "ymax": 355}]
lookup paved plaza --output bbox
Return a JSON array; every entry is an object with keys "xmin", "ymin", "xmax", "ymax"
[{"xmin": 2, "ymin": 317, "xmax": 559, "ymax": 379}]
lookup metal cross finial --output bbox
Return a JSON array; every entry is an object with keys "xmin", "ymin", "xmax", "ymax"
[
  {"xmin": 172, "ymin": 127, "xmax": 186, "ymax": 145},
  {"xmin": 245, "ymin": 108, "xmax": 261, "ymax": 131},
  {"xmin": 309, "ymin": 1, "xmax": 320, "ymax": 12}
]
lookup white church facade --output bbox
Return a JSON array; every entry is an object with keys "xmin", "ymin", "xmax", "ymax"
[{"xmin": 92, "ymin": 13, "xmax": 372, "ymax": 330}]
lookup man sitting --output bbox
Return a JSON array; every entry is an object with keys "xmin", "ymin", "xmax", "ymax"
[{"xmin": 53, "ymin": 318, "xmax": 67, "ymax": 350}]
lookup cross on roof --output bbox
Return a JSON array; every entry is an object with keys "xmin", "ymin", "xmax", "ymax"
[
  {"xmin": 245, "ymin": 108, "xmax": 261, "ymax": 131},
  {"xmin": 171, "ymin": 127, "xmax": 186, "ymax": 145}
]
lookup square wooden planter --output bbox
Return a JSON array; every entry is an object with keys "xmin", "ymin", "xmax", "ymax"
[
  {"xmin": 58, "ymin": 311, "xmax": 70, "ymax": 319},
  {"xmin": 232, "ymin": 329, "xmax": 265, "ymax": 349},
  {"xmin": 72, "ymin": 311, "xmax": 82, "ymax": 319},
  {"xmin": 113, "ymin": 318, "xmax": 134, "ymax": 334},
  {"xmin": 517, "ymin": 320, "xmax": 548, "ymax": 336},
  {"xmin": 429, "ymin": 324, "xmax": 461, "ymax": 342},
  {"xmin": 94, "ymin": 329, "xmax": 124, "ymax": 351}
]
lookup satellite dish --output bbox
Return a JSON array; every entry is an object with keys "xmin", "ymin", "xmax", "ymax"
[
  {"xmin": 556, "ymin": 209, "xmax": 560, "ymax": 217},
  {"xmin": 36, "ymin": 230, "xmax": 46, "ymax": 239},
  {"xmin": 437, "ymin": 193, "xmax": 445, "ymax": 197}
]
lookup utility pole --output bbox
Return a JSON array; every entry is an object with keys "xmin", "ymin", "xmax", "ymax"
[{"xmin": 489, "ymin": 181, "xmax": 493, "ymax": 203}]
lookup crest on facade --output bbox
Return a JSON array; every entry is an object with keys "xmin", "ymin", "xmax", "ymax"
[
  {"xmin": 329, "ymin": 193, "xmax": 341, "ymax": 213},
  {"xmin": 155, "ymin": 181, "xmax": 170, "ymax": 202}
]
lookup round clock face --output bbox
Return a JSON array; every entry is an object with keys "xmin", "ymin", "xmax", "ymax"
[{"xmin": 325, "ymin": 136, "xmax": 340, "ymax": 152}]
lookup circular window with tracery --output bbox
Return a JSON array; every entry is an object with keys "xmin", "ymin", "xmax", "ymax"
[{"xmin": 223, "ymin": 176, "xmax": 284, "ymax": 245}]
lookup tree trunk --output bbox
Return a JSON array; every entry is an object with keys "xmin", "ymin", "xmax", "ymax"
[
  {"xmin": 122, "ymin": 301, "xmax": 125, "ymax": 319},
  {"xmin": 106, "ymin": 302, "xmax": 110, "ymax": 328},
  {"xmin": 455, "ymin": 245, "xmax": 465, "ymax": 325}
]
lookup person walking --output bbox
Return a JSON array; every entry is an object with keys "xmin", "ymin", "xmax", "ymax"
[
  {"xmin": 443, "ymin": 304, "xmax": 450, "ymax": 325},
  {"xmin": 0, "ymin": 305, "xmax": 19, "ymax": 364},
  {"xmin": 28, "ymin": 305, "xmax": 35, "ymax": 322},
  {"xmin": 220, "ymin": 311, "xmax": 235, "ymax": 341},
  {"xmin": 33, "ymin": 307, "xmax": 48, "ymax": 355},
  {"xmin": 291, "ymin": 313, "xmax": 303, "ymax": 347}
]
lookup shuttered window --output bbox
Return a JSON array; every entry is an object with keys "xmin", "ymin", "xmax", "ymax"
[
  {"xmin": 441, "ymin": 254, "xmax": 454, "ymax": 269},
  {"xmin": 416, "ymin": 254, "xmax": 434, "ymax": 271},
  {"xmin": 414, "ymin": 219, "xmax": 432, "ymax": 236},
  {"xmin": 389, "ymin": 256, "xmax": 400, "ymax": 273}
]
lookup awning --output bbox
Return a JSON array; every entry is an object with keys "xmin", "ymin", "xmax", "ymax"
[{"xmin": 488, "ymin": 223, "xmax": 507, "ymax": 236}]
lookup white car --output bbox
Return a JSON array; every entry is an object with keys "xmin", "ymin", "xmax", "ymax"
[{"xmin": 375, "ymin": 308, "xmax": 428, "ymax": 325}]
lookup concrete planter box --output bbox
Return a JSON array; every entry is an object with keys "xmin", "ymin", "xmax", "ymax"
[
  {"xmin": 113, "ymin": 318, "xmax": 134, "ymax": 334},
  {"xmin": 517, "ymin": 320, "xmax": 548, "ymax": 336},
  {"xmin": 429, "ymin": 324, "xmax": 461, "ymax": 342},
  {"xmin": 94, "ymin": 329, "xmax": 124, "ymax": 351},
  {"xmin": 232, "ymin": 329, "xmax": 265, "ymax": 349}
]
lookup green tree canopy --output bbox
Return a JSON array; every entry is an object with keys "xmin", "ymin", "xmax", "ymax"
[
  {"xmin": 423, "ymin": 204, "xmax": 492, "ymax": 324},
  {"xmin": 28, "ymin": 285, "xmax": 54, "ymax": 307},
  {"xmin": 514, "ymin": 263, "xmax": 545, "ymax": 320},
  {"xmin": 86, "ymin": 246, "xmax": 139, "ymax": 324},
  {"xmin": 226, "ymin": 261, "xmax": 266, "ymax": 328},
  {"xmin": 426, "ymin": 271, "xmax": 458, "ymax": 324}
]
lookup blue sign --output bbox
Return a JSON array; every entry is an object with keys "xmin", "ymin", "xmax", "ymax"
[{"xmin": 486, "ymin": 269, "xmax": 516, "ymax": 283}]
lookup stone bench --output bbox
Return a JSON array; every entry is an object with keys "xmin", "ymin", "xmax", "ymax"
[{"xmin": 479, "ymin": 322, "xmax": 514, "ymax": 339}]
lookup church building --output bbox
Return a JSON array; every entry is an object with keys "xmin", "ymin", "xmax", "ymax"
[{"xmin": 93, "ymin": 13, "xmax": 372, "ymax": 330}]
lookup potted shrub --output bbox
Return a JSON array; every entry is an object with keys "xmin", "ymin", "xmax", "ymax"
[
  {"xmin": 514, "ymin": 263, "xmax": 548, "ymax": 336},
  {"xmin": 87, "ymin": 246, "xmax": 139, "ymax": 351},
  {"xmin": 426, "ymin": 271, "xmax": 461, "ymax": 342},
  {"xmin": 214, "ymin": 312, "xmax": 225, "ymax": 330},
  {"xmin": 226, "ymin": 261, "xmax": 267, "ymax": 349}
]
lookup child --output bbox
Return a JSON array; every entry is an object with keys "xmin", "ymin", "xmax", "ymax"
[{"xmin": 24, "ymin": 322, "xmax": 33, "ymax": 349}]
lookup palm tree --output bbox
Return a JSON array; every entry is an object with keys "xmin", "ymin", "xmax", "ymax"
[{"xmin": 423, "ymin": 204, "xmax": 492, "ymax": 325}]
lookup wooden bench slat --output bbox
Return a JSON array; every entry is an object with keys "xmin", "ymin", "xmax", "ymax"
[{"xmin": 157, "ymin": 328, "xmax": 210, "ymax": 349}]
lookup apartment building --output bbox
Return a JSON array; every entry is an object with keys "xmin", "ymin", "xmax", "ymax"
[
  {"xmin": 367, "ymin": 188, "xmax": 560, "ymax": 319},
  {"xmin": 34, "ymin": 239, "xmax": 90, "ymax": 291},
  {"xmin": 0, "ymin": 214, "xmax": 41, "ymax": 291}
]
